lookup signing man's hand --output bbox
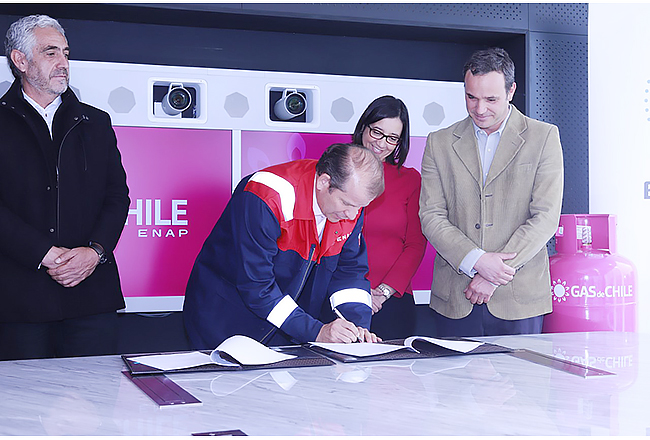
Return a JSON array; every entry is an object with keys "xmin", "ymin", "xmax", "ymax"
[{"xmin": 316, "ymin": 318, "xmax": 381, "ymax": 343}]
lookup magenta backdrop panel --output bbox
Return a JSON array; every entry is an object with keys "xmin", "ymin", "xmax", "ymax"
[
  {"xmin": 404, "ymin": 136, "xmax": 436, "ymax": 291},
  {"xmin": 241, "ymin": 131, "xmax": 350, "ymax": 177},
  {"xmin": 241, "ymin": 131, "xmax": 435, "ymax": 291},
  {"xmin": 114, "ymin": 127, "xmax": 232, "ymax": 298}
]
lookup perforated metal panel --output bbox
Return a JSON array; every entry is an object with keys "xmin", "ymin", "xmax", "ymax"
[
  {"xmin": 250, "ymin": 3, "xmax": 530, "ymax": 30},
  {"xmin": 530, "ymin": 3, "xmax": 588, "ymax": 34},
  {"xmin": 529, "ymin": 32, "xmax": 588, "ymax": 214}
]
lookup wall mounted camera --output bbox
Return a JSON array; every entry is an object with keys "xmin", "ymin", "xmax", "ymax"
[
  {"xmin": 161, "ymin": 83, "xmax": 192, "ymax": 116},
  {"xmin": 266, "ymin": 84, "xmax": 319, "ymax": 126},
  {"xmin": 149, "ymin": 78, "xmax": 207, "ymax": 123},
  {"xmin": 273, "ymin": 89, "xmax": 307, "ymax": 121}
]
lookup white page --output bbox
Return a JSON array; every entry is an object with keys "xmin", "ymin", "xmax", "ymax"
[
  {"xmin": 128, "ymin": 335, "xmax": 296, "ymax": 371},
  {"xmin": 128, "ymin": 351, "xmax": 214, "ymax": 371},
  {"xmin": 309, "ymin": 342, "xmax": 408, "ymax": 357},
  {"xmin": 209, "ymin": 350, "xmax": 241, "ymax": 367},
  {"xmin": 212, "ymin": 335, "xmax": 296, "ymax": 365},
  {"xmin": 405, "ymin": 336, "xmax": 483, "ymax": 353}
]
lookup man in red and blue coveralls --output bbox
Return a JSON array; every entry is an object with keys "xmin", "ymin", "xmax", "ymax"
[{"xmin": 183, "ymin": 143, "xmax": 385, "ymax": 348}]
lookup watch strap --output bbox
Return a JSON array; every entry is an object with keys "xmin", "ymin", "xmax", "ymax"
[{"xmin": 89, "ymin": 241, "xmax": 107, "ymax": 264}]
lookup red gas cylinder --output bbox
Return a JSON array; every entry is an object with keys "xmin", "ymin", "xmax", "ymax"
[{"xmin": 543, "ymin": 214, "xmax": 637, "ymax": 333}]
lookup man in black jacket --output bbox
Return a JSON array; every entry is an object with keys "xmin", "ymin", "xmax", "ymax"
[{"xmin": 0, "ymin": 15, "xmax": 130, "ymax": 360}]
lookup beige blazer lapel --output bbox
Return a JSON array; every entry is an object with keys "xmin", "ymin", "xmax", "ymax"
[
  {"xmin": 485, "ymin": 106, "xmax": 526, "ymax": 187},
  {"xmin": 451, "ymin": 118, "xmax": 482, "ymax": 186}
]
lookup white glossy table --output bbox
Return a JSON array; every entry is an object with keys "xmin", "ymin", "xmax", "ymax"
[{"xmin": 0, "ymin": 331, "xmax": 645, "ymax": 436}]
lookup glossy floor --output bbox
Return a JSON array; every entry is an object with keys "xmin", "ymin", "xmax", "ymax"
[{"xmin": 0, "ymin": 331, "xmax": 646, "ymax": 435}]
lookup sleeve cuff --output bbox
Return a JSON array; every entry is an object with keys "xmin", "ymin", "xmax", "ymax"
[{"xmin": 459, "ymin": 248, "xmax": 486, "ymax": 277}]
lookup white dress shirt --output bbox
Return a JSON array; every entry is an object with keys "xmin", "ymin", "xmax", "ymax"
[
  {"xmin": 459, "ymin": 105, "xmax": 513, "ymax": 277},
  {"xmin": 313, "ymin": 176, "xmax": 327, "ymax": 242},
  {"xmin": 22, "ymin": 90, "xmax": 62, "ymax": 139}
]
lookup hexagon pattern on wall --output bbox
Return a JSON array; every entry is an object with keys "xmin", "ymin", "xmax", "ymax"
[
  {"xmin": 423, "ymin": 101, "xmax": 445, "ymax": 126},
  {"xmin": 70, "ymin": 85, "xmax": 83, "ymax": 102},
  {"xmin": 108, "ymin": 86, "xmax": 136, "ymax": 114},
  {"xmin": 224, "ymin": 92, "xmax": 249, "ymax": 118},
  {"xmin": 331, "ymin": 97, "xmax": 355, "ymax": 123},
  {"xmin": 0, "ymin": 80, "xmax": 11, "ymax": 97},
  {"xmin": 0, "ymin": 81, "xmax": 86, "ymax": 104}
]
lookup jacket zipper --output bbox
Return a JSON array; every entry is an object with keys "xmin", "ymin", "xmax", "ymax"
[
  {"xmin": 55, "ymin": 115, "xmax": 86, "ymax": 242},
  {"xmin": 293, "ymin": 244, "xmax": 317, "ymax": 302},
  {"xmin": 260, "ymin": 244, "xmax": 317, "ymax": 344}
]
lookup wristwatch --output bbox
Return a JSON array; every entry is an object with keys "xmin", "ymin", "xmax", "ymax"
[
  {"xmin": 377, "ymin": 284, "xmax": 393, "ymax": 300},
  {"xmin": 88, "ymin": 241, "xmax": 107, "ymax": 264}
]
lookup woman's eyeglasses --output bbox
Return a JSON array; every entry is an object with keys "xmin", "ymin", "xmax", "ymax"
[{"xmin": 367, "ymin": 126, "xmax": 400, "ymax": 146}]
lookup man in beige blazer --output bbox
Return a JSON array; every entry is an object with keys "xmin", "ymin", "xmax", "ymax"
[{"xmin": 419, "ymin": 48, "xmax": 564, "ymax": 336}]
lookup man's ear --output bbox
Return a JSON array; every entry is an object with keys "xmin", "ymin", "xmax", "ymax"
[
  {"xmin": 507, "ymin": 81, "xmax": 517, "ymax": 102},
  {"xmin": 315, "ymin": 173, "xmax": 331, "ymax": 192},
  {"xmin": 10, "ymin": 49, "xmax": 28, "ymax": 74}
]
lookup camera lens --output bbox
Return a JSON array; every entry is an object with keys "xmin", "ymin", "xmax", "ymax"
[
  {"xmin": 161, "ymin": 84, "xmax": 193, "ymax": 116},
  {"xmin": 168, "ymin": 87, "xmax": 191, "ymax": 111},
  {"xmin": 285, "ymin": 93, "xmax": 306, "ymax": 115},
  {"xmin": 273, "ymin": 89, "xmax": 307, "ymax": 120}
]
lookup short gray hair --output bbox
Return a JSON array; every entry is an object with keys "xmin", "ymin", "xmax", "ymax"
[{"xmin": 4, "ymin": 15, "xmax": 66, "ymax": 80}]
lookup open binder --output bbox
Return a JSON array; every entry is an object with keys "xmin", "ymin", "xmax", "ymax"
[
  {"xmin": 122, "ymin": 335, "xmax": 512, "ymax": 375},
  {"xmin": 307, "ymin": 336, "xmax": 513, "ymax": 363},
  {"xmin": 122, "ymin": 345, "xmax": 334, "ymax": 376}
]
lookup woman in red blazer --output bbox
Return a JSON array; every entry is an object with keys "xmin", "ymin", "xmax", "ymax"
[{"xmin": 353, "ymin": 96, "xmax": 427, "ymax": 339}]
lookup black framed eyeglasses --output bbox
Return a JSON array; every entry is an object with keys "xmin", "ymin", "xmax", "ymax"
[{"xmin": 367, "ymin": 126, "xmax": 400, "ymax": 146}]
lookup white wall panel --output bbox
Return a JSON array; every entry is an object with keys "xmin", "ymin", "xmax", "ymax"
[{"xmin": 589, "ymin": 4, "xmax": 649, "ymax": 334}]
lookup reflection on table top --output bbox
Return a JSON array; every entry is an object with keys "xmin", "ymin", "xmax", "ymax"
[{"xmin": 0, "ymin": 331, "xmax": 646, "ymax": 436}]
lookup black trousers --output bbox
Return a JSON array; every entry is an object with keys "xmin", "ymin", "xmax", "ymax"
[
  {"xmin": 0, "ymin": 312, "xmax": 118, "ymax": 361},
  {"xmin": 432, "ymin": 304, "xmax": 544, "ymax": 338},
  {"xmin": 370, "ymin": 293, "xmax": 417, "ymax": 341}
]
